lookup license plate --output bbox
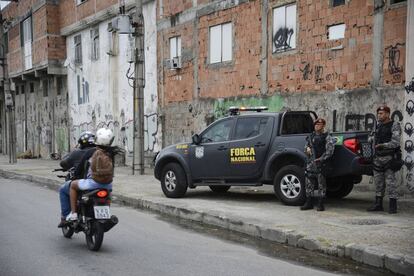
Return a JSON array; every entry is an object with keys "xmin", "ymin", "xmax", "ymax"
[{"xmin": 94, "ymin": 206, "xmax": 111, "ymax": 219}]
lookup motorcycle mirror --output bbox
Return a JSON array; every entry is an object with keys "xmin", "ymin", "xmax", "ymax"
[{"xmin": 192, "ymin": 134, "xmax": 201, "ymax": 145}]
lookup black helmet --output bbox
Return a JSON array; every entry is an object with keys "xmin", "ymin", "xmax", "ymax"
[{"xmin": 78, "ymin": 131, "xmax": 95, "ymax": 148}]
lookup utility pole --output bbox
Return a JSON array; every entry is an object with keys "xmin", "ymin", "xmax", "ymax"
[
  {"xmin": 0, "ymin": 12, "xmax": 16, "ymax": 164},
  {"xmin": 132, "ymin": 0, "xmax": 145, "ymax": 175}
]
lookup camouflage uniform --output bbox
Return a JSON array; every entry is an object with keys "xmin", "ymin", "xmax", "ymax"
[
  {"xmin": 305, "ymin": 132, "xmax": 335, "ymax": 198},
  {"xmin": 372, "ymin": 121, "xmax": 402, "ymax": 199}
]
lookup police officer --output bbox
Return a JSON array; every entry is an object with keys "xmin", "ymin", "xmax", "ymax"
[
  {"xmin": 301, "ymin": 118, "xmax": 335, "ymax": 211},
  {"xmin": 367, "ymin": 105, "xmax": 402, "ymax": 214}
]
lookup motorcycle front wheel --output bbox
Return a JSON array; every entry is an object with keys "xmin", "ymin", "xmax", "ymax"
[{"xmin": 85, "ymin": 221, "xmax": 104, "ymax": 251}]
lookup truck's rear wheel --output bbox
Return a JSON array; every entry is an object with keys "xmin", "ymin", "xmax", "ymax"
[
  {"xmin": 161, "ymin": 163, "xmax": 188, "ymax": 198},
  {"xmin": 273, "ymin": 165, "xmax": 306, "ymax": 206},
  {"xmin": 327, "ymin": 177, "xmax": 354, "ymax": 198}
]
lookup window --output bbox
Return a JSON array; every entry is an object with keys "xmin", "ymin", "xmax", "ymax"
[
  {"xmin": 90, "ymin": 27, "xmax": 99, "ymax": 60},
  {"xmin": 30, "ymin": 82, "xmax": 34, "ymax": 93},
  {"xmin": 57, "ymin": 77, "xmax": 63, "ymax": 95},
  {"xmin": 21, "ymin": 85, "xmax": 25, "ymax": 94},
  {"xmin": 209, "ymin": 22, "xmax": 232, "ymax": 64},
  {"xmin": 76, "ymin": 0, "xmax": 87, "ymax": 5},
  {"xmin": 16, "ymin": 86, "xmax": 19, "ymax": 95},
  {"xmin": 332, "ymin": 0, "xmax": 345, "ymax": 7},
  {"xmin": 328, "ymin": 24, "xmax": 346, "ymax": 40},
  {"xmin": 107, "ymin": 23, "xmax": 119, "ymax": 56},
  {"xmin": 3, "ymin": 32, "xmax": 8, "ymax": 54},
  {"xmin": 234, "ymin": 117, "xmax": 269, "ymax": 140},
  {"xmin": 169, "ymin": 36, "xmax": 181, "ymax": 59},
  {"xmin": 74, "ymin": 35, "xmax": 82, "ymax": 64},
  {"xmin": 43, "ymin": 80, "xmax": 48, "ymax": 97},
  {"xmin": 21, "ymin": 16, "xmax": 33, "ymax": 69},
  {"xmin": 390, "ymin": 0, "xmax": 406, "ymax": 4},
  {"xmin": 201, "ymin": 119, "xmax": 233, "ymax": 143},
  {"xmin": 273, "ymin": 4, "xmax": 296, "ymax": 52}
]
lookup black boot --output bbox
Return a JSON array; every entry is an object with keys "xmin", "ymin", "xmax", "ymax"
[
  {"xmin": 367, "ymin": 196, "xmax": 384, "ymax": 211},
  {"xmin": 389, "ymin": 198, "xmax": 397, "ymax": 214},
  {"xmin": 316, "ymin": 197, "xmax": 325, "ymax": 211},
  {"xmin": 300, "ymin": 197, "xmax": 313, "ymax": 210}
]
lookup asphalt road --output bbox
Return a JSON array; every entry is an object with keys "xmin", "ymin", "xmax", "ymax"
[{"xmin": 0, "ymin": 177, "xmax": 388, "ymax": 276}]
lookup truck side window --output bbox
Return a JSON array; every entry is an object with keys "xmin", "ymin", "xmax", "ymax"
[
  {"xmin": 234, "ymin": 117, "xmax": 268, "ymax": 140},
  {"xmin": 281, "ymin": 113, "xmax": 314, "ymax": 135},
  {"xmin": 201, "ymin": 119, "xmax": 233, "ymax": 143}
]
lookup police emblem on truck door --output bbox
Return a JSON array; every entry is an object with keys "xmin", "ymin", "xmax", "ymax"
[{"xmin": 195, "ymin": 147, "xmax": 204, "ymax": 159}]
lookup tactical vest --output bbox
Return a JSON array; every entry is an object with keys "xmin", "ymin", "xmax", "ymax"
[
  {"xmin": 311, "ymin": 132, "xmax": 328, "ymax": 158},
  {"xmin": 375, "ymin": 121, "xmax": 393, "ymax": 145}
]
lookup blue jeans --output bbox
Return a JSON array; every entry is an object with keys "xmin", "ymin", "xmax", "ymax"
[{"xmin": 59, "ymin": 180, "xmax": 71, "ymax": 218}]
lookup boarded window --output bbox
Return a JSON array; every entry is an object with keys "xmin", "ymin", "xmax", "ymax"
[
  {"xmin": 273, "ymin": 4, "xmax": 296, "ymax": 52},
  {"xmin": 328, "ymin": 24, "xmax": 346, "ymax": 40},
  {"xmin": 90, "ymin": 27, "xmax": 99, "ymax": 60},
  {"xmin": 74, "ymin": 35, "xmax": 82, "ymax": 64},
  {"xmin": 169, "ymin": 36, "xmax": 181, "ymax": 59},
  {"xmin": 209, "ymin": 22, "xmax": 232, "ymax": 64}
]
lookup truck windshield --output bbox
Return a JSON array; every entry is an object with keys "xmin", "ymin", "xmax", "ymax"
[{"xmin": 281, "ymin": 113, "xmax": 314, "ymax": 135}]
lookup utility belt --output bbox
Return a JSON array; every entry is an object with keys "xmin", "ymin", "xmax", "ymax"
[
  {"xmin": 373, "ymin": 147, "xmax": 403, "ymax": 172},
  {"xmin": 375, "ymin": 148, "xmax": 395, "ymax": 157}
]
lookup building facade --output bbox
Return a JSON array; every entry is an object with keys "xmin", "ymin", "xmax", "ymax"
[
  {"xmin": 156, "ymin": 0, "xmax": 409, "ymax": 187},
  {"xmin": 1, "ymin": 0, "xmax": 159, "ymax": 165}
]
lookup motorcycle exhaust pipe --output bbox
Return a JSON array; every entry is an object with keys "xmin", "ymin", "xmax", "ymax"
[{"xmin": 100, "ymin": 215, "xmax": 119, "ymax": 232}]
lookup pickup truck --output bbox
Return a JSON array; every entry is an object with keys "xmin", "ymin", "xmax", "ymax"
[{"xmin": 154, "ymin": 108, "xmax": 373, "ymax": 205}]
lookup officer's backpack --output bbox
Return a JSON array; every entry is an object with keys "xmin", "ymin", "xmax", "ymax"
[{"xmin": 90, "ymin": 149, "xmax": 113, "ymax": 184}]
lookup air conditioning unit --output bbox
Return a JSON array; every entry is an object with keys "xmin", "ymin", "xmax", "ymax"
[{"xmin": 168, "ymin": 57, "xmax": 181, "ymax": 70}]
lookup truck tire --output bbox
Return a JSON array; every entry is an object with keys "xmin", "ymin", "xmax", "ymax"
[
  {"xmin": 161, "ymin": 163, "xmax": 188, "ymax": 198},
  {"xmin": 327, "ymin": 178, "xmax": 354, "ymax": 198},
  {"xmin": 273, "ymin": 165, "xmax": 306, "ymax": 206},
  {"xmin": 209, "ymin": 185, "xmax": 231, "ymax": 193}
]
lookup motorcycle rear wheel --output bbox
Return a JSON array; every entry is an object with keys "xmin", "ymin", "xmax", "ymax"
[
  {"xmin": 85, "ymin": 221, "xmax": 104, "ymax": 251},
  {"xmin": 62, "ymin": 225, "xmax": 74, "ymax": 238}
]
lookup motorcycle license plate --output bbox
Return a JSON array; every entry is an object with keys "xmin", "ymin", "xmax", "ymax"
[{"xmin": 94, "ymin": 206, "xmax": 111, "ymax": 219}]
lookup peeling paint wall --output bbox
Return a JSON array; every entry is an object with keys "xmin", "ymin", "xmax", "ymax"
[{"xmin": 66, "ymin": 1, "xmax": 158, "ymax": 166}]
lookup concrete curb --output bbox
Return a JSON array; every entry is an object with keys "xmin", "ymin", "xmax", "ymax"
[{"xmin": 1, "ymin": 169, "xmax": 413, "ymax": 275}]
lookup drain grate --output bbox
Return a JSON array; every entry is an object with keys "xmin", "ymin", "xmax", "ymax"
[{"xmin": 345, "ymin": 218, "xmax": 386, "ymax": 225}]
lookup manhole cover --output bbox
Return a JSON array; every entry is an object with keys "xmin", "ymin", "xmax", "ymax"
[{"xmin": 346, "ymin": 219, "xmax": 386, "ymax": 225}]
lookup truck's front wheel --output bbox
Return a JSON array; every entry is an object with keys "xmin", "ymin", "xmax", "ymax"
[
  {"xmin": 161, "ymin": 163, "xmax": 188, "ymax": 198},
  {"xmin": 273, "ymin": 165, "xmax": 306, "ymax": 206}
]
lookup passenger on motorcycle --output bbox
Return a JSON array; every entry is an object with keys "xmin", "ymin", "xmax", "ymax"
[
  {"xmin": 66, "ymin": 128, "xmax": 124, "ymax": 221},
  {"xmin": 58, "ymin": 131, "xmax": 96, "ymax": 227}
]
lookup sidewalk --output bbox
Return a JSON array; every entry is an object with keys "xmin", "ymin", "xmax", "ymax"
[{"xmin": 0, "ymin": 155, "xmax": 413, "ymax": 275}]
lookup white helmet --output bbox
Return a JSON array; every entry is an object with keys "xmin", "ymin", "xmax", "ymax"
[{"xmin": 95, "ymin": 128, "xmax": 114, "ymax": 146}]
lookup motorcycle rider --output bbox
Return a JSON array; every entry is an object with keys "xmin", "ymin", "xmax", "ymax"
[
  {"xmin": 58, "ymin": 131, "xmax": 96, "ymax": 227},
  {"xmin": 66, "ymin": 128, "xmax": 124, "ymax": 221}
]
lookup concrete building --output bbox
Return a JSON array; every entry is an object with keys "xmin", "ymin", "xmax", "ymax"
[
  {"xmin": 1, "ymin": 0, "xmax": 67, "ymax": 158},
  {"xmin": 1, "ymin": 0, "xmax": 159, "ymax": 166},
  {"xmin": 156, "ymin": 0, "xmax": 410, "ymax": 189},
  {"xmin": 60, "ymin": 0, "xmax": 158, "ymax": 166}
]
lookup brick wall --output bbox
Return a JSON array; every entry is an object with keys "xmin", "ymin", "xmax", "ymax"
[{"xmin": 383, "ymin": 4, "xmax": 406, "ymax": 86}]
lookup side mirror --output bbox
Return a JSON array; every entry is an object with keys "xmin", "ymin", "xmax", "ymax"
[{"xmin": 192, "ymin": 134, "xmax": 201, "ymax": 145}]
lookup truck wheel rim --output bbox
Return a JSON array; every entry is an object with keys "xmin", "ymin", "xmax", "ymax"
[
  {"xmin": 280, "ymin": 174, "xmax": 301, "ymax": 199},
  {"xmin": 165, "ymin": 171, "xmax": 177, "ymax": 192}
]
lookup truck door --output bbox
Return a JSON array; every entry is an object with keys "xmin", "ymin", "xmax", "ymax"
[
  {"xmin": 227, "ymin": 116, "xmax": 274, "ymax": 178},
  {"xmin": 189, "ymin": 118, "xmax": 234, "ymax": 180}
]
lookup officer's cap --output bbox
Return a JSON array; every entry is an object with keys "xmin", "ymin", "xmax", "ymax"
[
  {"xmin": 377, "ymin": 105, "xmax": 390, "ymax": 113},
  {"xmin": 314, "ymin": 118, "xmax": 326, "ymax": 126}
]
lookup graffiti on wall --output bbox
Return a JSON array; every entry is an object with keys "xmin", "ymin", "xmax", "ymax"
[
  {"xmin": 273, "ymin": 27, "xmax": 294, "ymax": 51},
  {"xmin": 405, "ymin": 78, "xmax": 414, "ymax": 191},
  {"xmin": 386, "ymin": 43, "xmax": 405, "ymax": 81},
  {"xmin": 343, "ymin": 110, "xmax": 403, "ymax": 132},
  {"xmin": 77, "ymin": 75, "xmax": 90, "ymax": 104},
  {"xmin": 300, "ymin": 63, "xmax": 341, "ymax": 84}
]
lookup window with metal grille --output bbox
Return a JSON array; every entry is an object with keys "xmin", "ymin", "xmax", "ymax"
[{"xmin": 74, "ymin": 35, "xmax": 82, "ymax": 65}]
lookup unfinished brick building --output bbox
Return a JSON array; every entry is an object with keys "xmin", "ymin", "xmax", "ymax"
[{"xmin": 157, "ymin": 0, "xmax": 407, "ymax": 146}]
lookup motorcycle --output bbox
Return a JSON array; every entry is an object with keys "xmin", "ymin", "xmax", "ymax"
[{"xmin": 54, "ymin": 168, "xmax": 118, "ymax": 251}]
